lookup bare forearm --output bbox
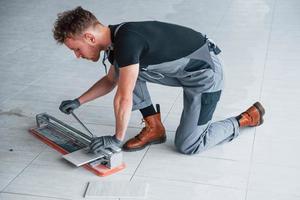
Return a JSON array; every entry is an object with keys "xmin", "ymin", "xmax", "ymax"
[
  {"xmin": 78, "ymin": 76, "xmax": 116, "ymax": 104},
  {"xmin": 114, "ymin": 95, "xmax": 132, "ymax": 141}
]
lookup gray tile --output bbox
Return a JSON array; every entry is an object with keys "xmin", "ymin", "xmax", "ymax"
[
  {"xmin": 0, "ymin": 99, "xmax": 78, "ymax": 129},
  {"xmin": 246, "ymin": 190, "xmax": 300, "ymax": 200},
  {"xmin": 0, "ymin": 71, "xmax": 42, "ymax": 86},
  {"xmin": 3, "ymin": 164, "xmax": 131, "ymax": 200},
  {"xmin": 12, "ymin": 85, "xmax": 84, "ymax": 104},
  {"xmin": 0, "ymin": 107, "xmax": 35, "ymax": 130},
  {"xmin": 85, "ymin": 180, "xmax": 148, "ymax": 199},
  {"xmin": 253, "ymin": 136, "xmax": 300, "ymax": 168},
  {"xmin": 248, "ymin": 163, "xmax": 300, "ymax": 196},
  {"xmin": 135, "ymin": 147, "xmax": 250, "ymax": 189},
  {"xmin": 0, "ymin": 162, "xmax": 28, "ymax": 192},
  {"xmin": 0, "ymin": 128, "xmax": 46, "ymax": 153},
  {"xmin": 128, "ymin": 176, "xmax": 245, "ymax": 200},
  {"xmin": 0, "ymin": 84, "xmax": 27, "ymax": 103},
  {"xmin": 0, "ymin": 192, "xmax": 65, "ymax": 200},
  {"xmin": 0, "ymin": 149, "xmax": 39, "ymax": 191}
]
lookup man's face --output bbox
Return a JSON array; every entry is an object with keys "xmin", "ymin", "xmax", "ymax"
[{"xmin": 64, "ymin": 36, "xmax": 101, "ymax": 62}]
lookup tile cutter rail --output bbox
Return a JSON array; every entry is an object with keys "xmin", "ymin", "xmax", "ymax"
[{"xmin": 29, "ymin": 113, "xmax": 126, "ymax": 176}]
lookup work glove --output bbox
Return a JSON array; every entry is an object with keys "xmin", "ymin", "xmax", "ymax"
[
  {"xmin": 59, "ymin": 98, "xmax": 80, "ymax": 114},
  {"xmin": 89, "ymin": 135, "xmax": 122, "ymax": 154}
]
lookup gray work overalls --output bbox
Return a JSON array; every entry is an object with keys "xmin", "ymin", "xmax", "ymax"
[{"xmin": 107, "ymin": 23, "xmax": 240, "ymax": 155}]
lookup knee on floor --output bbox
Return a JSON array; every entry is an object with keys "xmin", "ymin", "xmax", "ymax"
[{"xmin": 174, "ymin": 140, "xmax": 203, "ymax": 155}]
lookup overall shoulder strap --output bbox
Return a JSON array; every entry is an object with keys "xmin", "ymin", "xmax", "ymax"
[
  {"xmin": 114, "ymin": 22, "xmax": 127, "ymax": 37},
  {"xmin": 108, "ymin": 22, "xmax": 127, "ymax": 51},
  {"xmin": 103, "ymin": 23, "xmax": 127, "ymax": 73}
]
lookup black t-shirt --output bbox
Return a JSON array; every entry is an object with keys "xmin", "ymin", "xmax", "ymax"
[{"xmin": 108, "ymin": 21, "xmax": 207, "ymax": 68}]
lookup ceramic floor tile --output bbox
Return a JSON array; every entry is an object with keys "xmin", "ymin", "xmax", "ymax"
[
  {"xmin": 3, "ymin": 164, "xmax": 129, "ymax": 200},
  {"xmin": 1, "ymin": 45, "xmax": 55, "ymax": 70},
  {"xmin": 252, "ymin": 112, "xmax": 300, "ymax": 141},
  {"xmin": 272, "ymin": 14, "xmax": 300, "ymax": 27},
  {"xmin": 11, "ymin": 85, "xmax": 85, "ymax": 105},
  {"xmin": 0, "ymin": 109, "xmax": 35, "ymax": 130},
  {"xmin": 0, "ymin": 128, "xmax": 46, "ymax": 153},
  {"xmin": 252, "ymin": 136, "xmax": 300, "ymax": 168},
  {"xmin": 126, "ymin": 176, "xmax": 245, "ymax": 200},
  {"xmin": 29, "ymin": 147, "xmax": 85, "ymax": 172},
  {"xmin": 85, "ymin": 180, "xmax": 148, "ymax": 199},
  {"xmin": 0, "ymin": 162, "xmax": 28, "ymax": 192},
  {"xmin": 135, "ymin": 147, "xmax": 250, "ymax": 189},
  {"xmin": 0, "ymin": 71, "xmax": 43, "ymax": 86},
  {"xmin": 267, "ymin": 46, "xmax": 300, "ymax": 61},
  {"xmin": 0, "ymin": 192, "xmax": 66, "ymax": 200},
  {"xmin": 246, "ymin": 190, "xmax": 300, "ymax": 200},
  {"xmin": 262, "ymin": 74, "xmax": 300, "ymax": 92},
  {"xmin": 258, "ymin": 88, "xmax": 300, "ymax": 140},
  {"xmin": 0, "ymin": 83, "xmax": 27, "ymax": 103},
  {"xmin": 218, "ymin": 46, "xmax": 268, "ymax": 65},
  {"xmin": 162, "ymin": 113, "xmax": 181, "ymax": 132},
  {"xmin": 0, "ymin": 149, "xmax": 40, "ymax": 191},
  {"xmin": 248, "ymin": 163, "xmax": 300, "ymax": 196},
  {"xmin": 0, "ymin": 99, "xmax": 79, "ymax": 129},
  {"xmin": 263, "ymin": 60, "xmax": 300, "ymax": 81},
  {"xmin": 0, "ymin": 149, "xmax": 39, "ymax": 168},
  {"xmin": 30, "ymin": 73, "xmax": 97, "ymax": 90},
  {"xmin": 261, "ymin": 78, "xmax": 300, "ymax": 100},
  {"xmin": 45, "ymin": 58, "xmax": 105, "ymax": 77}
]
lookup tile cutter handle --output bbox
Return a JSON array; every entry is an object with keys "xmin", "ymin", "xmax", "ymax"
[{"xmin": 70, "ymin": 111, "xmax": 94, "ymax": 139}]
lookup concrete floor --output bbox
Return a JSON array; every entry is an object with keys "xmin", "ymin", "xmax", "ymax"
[{"xmin": 0, "ymin": 0, "xmax": 300, "ymax": 199}]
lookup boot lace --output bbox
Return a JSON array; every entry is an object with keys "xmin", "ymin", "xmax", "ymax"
[{"xmin": 136, "ymin": 119, "xmax": 150, "ymax": 140}]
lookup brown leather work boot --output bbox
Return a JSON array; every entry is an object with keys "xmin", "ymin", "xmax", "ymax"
[
  {"xmin": 237, "ymin": 102, "xmax": 265, "ymax": 127},
  {"xmin": 123, "ymin": 113, "xmax": 166, "ymax": 152}
]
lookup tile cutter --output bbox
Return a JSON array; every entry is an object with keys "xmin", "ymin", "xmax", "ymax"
[{"xmin": 29, "ymin": 112, "xmax": 126, "ymax": 176}]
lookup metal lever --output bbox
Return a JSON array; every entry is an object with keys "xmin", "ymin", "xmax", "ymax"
[{"xmin": 70, "ymin": 111, "xmax": 94, "ymax": 139}]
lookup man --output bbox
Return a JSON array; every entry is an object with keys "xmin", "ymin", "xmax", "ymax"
[{"xmin": 54, "ymin": 7, "xmax": 265, "ymax": 155}]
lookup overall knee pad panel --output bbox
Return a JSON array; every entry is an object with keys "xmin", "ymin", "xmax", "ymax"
[{"xmin": 198, "ymin": 90, "xmax": 221, "ymax": 125}]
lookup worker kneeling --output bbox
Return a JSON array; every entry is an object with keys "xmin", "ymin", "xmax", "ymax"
[{"xmin": 54, "ymin": 7, "xmax": 265, "ymax": 155}]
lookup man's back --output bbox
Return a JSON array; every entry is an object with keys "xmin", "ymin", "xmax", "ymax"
[{"xmin": 108, "ymin": 21, "xmax": 207, "ymax": 68}]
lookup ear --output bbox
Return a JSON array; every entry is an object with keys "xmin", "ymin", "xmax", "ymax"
[{"xmin": 83, "ymin": 33, "xmax": 96, "ymax": 45}]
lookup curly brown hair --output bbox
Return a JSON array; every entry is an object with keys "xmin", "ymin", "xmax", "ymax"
[{"xmin": 53, "ymin": 6, "xmax": 99, "ymax": 44}]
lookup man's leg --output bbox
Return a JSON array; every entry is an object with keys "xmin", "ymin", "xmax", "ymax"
[
  {"xmin": 174, "ymin": 87, "xmax": 265, "ymax": 155},
  {"xmin": 174, "ymin": 88, "xmax": 240, "ymax": 155},
  {"xmin": 140, "ymin": 105, "xmax": 157, "ymax": 118},
  {"xmin": 131, "ymin": 78, "xmax": 153, "ymax": 111},
  {"xmin": 123, "ymin": 78, "xmax": 166, "ymax": 151}
]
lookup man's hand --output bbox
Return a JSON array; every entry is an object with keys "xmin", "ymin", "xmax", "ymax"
[
  {"xmin": 89, "ymin": 135, "xmax": 122, "ymax": 154},
  {"xmin": 59, "ymin": 99, "xmax": 80, "ymax": 114}
]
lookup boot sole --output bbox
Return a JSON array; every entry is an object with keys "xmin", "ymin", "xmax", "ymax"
[
  {"xmin": 122, "ymin": 137, "xmax": 167, "ymax": 152},
  {"xmin": 253, "ymin": 102, "xmax": 265, "ymax": 126}
]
